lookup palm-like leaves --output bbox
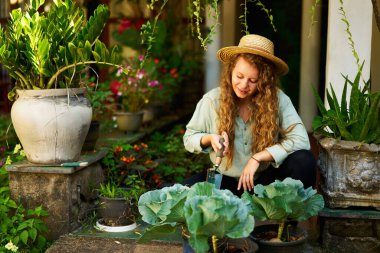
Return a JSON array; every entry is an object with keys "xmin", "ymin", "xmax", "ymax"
[{"xmin": 0, "ymin": 0, "xmax": 122, "ymax": 100}]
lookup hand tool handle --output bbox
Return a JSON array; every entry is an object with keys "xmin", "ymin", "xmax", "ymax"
[{"xmin": 216, "ymin": 137, "xmax": 225, "ymax": 158}]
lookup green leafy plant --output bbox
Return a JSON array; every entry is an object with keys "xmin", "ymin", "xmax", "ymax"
[
  {"xmin": 0, "ymin": 0, "xmax": 123, "ymax": 100},
  {"xmin": 144, "ymin": 124, "xmax": 209, "ymax": 184},
  {"xmin": 312, "ymin": 0, "xmax": 380, "ymax": 144},
  {"xmin": 98, "ymin": 177, "xmax": 145, "ymax": 202},
  {"xmin": 0, "ymin": 144, "xmax": 50, "ymax": 253},
  {"xmin": 138, "ymin": 182, "xmax": 255, "ymax": 253},
  {"xmin": 85, "ymin": 79, "xmax": 114, "ymax": 121},
  {"xmin": 242, "ymin": 177, "xmax": 324, "ymax": 242}
]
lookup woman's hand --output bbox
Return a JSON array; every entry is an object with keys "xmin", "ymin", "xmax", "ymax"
[
  {"xmin": 237, "ymin": 157, "xmax": 260, "ymax": 192},
  {"xmin": 203, "ymin": 132, "xmax": 229, "ymax": 156}
]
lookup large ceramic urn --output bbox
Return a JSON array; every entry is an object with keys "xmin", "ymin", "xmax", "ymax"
[
  {"xmin": 11, "ymin": 88, "xmax": 92, "ymax": 164},
  {"xmin": 317, "ymin": 137, "xmax": 380, "ymax": 209}
]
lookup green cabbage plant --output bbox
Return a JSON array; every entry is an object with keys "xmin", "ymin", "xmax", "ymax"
[
  {"xmin": 241, "ymin": 177, "xmax": 324, "ymax": 242},
  {"xmin": 138, "ymin": 182, "xmax": 255, "ymax": 253}
]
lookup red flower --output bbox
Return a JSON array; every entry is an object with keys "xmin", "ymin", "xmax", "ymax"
[
  {"xmin": 120, "ymin": 155, "xmax": 136, "ymax": 165},
  {"xmin": 179, "ymin": 129, "xmax": 185, "ymax": 134},
  {"xmin": 118, "ymin": 19, "xmax": 133, "ymax": 34},
  {"xmin": 110, "ymin": 80, "xmax": 122, "ymax": 95},
  {"xmin": 114, "ymin": 146, "xmax": 123, "ymax": 155},
  {"xmin": 134, "ymin": 18, "xmax": 146, "ymax": 30}
]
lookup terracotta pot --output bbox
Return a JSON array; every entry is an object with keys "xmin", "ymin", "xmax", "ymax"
[
  {"xmin": 114, "ymin": 111, "xmax": 143, "ymax": 132},
  {"xmin": 11, "ymin": 88, "xmax": 92, "ymax": 164},
  {"xmin": 250, "ymin": 224, "xmax": 308, "ymax": 253}
]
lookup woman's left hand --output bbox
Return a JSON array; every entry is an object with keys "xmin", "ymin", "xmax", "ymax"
[{"xmin": 237, "ymin": 157, "xmax": 260, "ymax": 192}]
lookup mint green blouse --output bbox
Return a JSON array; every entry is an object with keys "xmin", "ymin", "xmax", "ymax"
[{"xmin": 183, "ymin": 87, "xmax": 310, "ymax": 178}]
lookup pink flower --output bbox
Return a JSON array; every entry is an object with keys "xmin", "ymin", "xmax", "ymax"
[
  {"xmin": 137, "ymin": 70, "xmax": 145, "ymax": 79},
  {"xmin": 138, "ymin": 55, "xmax": 144, "ymax": 61},
  {"xmin": 116, "ymin": 67, "xmax": 124, "ymax": 77},
  {"xmin": 148, "ymin": 80, "xmax": 159, "ymax": 87}
]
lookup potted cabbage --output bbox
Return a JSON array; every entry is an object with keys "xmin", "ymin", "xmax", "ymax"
[
  {"xmin": 242, "ymin": 177, "xmax": 324, "ymax": 253},
  {"xmin": 138, "ymin": 182, "xmax": 258, "ymax": 253}
]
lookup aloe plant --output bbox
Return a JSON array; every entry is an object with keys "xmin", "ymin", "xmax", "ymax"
[
  {"xmin": 312, "ymin": 63, "xmax": 380, "ymax": 144},
  {"xmin": 0, "ymin": 0, "xmax": 122, "ymax": 100}
]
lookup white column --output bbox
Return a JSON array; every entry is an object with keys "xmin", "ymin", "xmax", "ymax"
[
  {"xmin": 204, "ymin": 5, "xmax": 222, "ymax": 93},
  {"xmin": 325, "ymin": 0, "xmax": 373, "ymax": 105},
  {"xmin": 371, "ymin": 13, "xmax": 380, "ymax": 92},
  {"xmin": 299, "ymin": 0, "xmax": 322, "ymax": 132}
]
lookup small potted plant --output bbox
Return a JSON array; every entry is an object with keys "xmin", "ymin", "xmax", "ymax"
[
  {"xmin": 96, "ymin": 175, "xmax": 146, "ymax": 232},
  {"xmin": 241, "ymin": 177, "xmax": 325, "ymax": 253},
  {"xmin": 0, "ymin": 0, "xmax": 124, "ymax": 164},
  {"xmin": 138, "ymin": 182, "xmax": 258, "ymax": 253}
]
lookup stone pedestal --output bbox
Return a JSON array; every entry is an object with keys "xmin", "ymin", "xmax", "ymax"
[
  {"xmin": 6, "ymin": 150, "xmax": 107, "ymax": 240},
  {"xmin": 320, "ymin": 208, "xmax": 380, "ymax": 253}
]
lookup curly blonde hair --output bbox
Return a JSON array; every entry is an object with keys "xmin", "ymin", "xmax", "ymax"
[{"xmin": 218, "ymin": 53, "xmax": 281, "ymax": 167}]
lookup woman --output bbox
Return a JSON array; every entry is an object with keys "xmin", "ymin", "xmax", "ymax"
[{"xmin": 183, "ymin": 34, "xmax": 316, "ymax": 196}]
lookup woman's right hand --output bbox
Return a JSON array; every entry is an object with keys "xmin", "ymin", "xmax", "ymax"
[
  {"xmin": 201, "ymin": 132, "xmax": 229, "ymax": 156},
  {"xmin": 210, "ymin": 132, "xmax": 229, "ymax": 156}
]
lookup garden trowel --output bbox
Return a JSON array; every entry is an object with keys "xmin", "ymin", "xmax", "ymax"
[{"xmin": 206, "ymin": 137, "xmax": 224, "ymax": 189}]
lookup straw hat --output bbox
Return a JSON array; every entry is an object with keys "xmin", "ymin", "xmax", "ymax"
[{"xmin": 217, "ymin": 34, "xmax": 289, "ymax": 76}]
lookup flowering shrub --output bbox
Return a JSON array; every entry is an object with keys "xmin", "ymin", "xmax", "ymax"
[
  {"xmin": 101, "ymin": 142, "xmax": 160, "ymax": 189},
  {"xmin": 144, "ymin": 124, "xmax": 209, "ymax": 183},
  {"xmin": 112, "ymin": 18, "xmax": 203, "ymax": 105},
  {"xmin": 110, "ymin": 56, "xmax": 161, "ymax": 112}
]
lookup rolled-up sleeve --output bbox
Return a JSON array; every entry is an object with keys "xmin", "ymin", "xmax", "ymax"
[
  {"xmin": 266, "ymin": 91, "xmax": 310, "ymax": 167},
  {"xmin": 183, "ymin": 90, "xmax": 219, "ymax": 154}
]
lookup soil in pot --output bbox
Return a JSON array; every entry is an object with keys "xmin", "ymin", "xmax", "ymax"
[
  {"xmin": 97, "ymin": 196, "xmax": 137, "ymax": 227},
  {"xmin": 183, "ymin": 237, "xmax": 258, "ymax": 253},
  {"xmin": 250, "ymin": 224, "xmax": 308, "ymax": 253}
]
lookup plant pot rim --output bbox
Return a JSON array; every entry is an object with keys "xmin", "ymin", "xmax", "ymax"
[
  {"xmin": 114, "ymin": 111, "xmax": 144, "ymax": 115},
  {"xmin": 250, "ymin": 224, "xmax": 308, "ymax": 246},
  {"xmin": 316, "ymin": 136, "xmax": 380, "ymax": 152},
  {"xmin": 95, "ymin": 219, "xmax": 137, "ymax": 232},
  {"xmin": 16, "ymin": 88, "xmax": 86, "ymax": 97}
]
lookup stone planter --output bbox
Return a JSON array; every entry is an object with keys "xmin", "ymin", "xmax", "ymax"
[
  {"xmin": 114, "ymin": 111, "xmax": 143, "ymax": 132},
  {"xmin": 317, "ymin": 137, "xmax": 380, "ymax": 209},
  {"xmin": 11, "ymin": 88, "xmax": 92, "ymax": 164}
]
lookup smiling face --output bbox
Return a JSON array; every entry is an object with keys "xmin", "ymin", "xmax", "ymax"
[{"xmin": 231, "ymin": 56, "xmax": 259, "ymax": 102}]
